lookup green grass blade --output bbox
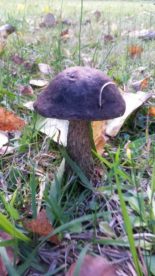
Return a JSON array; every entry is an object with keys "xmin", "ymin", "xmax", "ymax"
[
  {"xmin": 0, "ymin": 247, "xmax": 19, "ymax": 276},
  {"xmin": 61, "ymin": 149, "xmax": 93, "ymax": 191},
  {"xmin": 0, "ymin": 193, "xmax": 19, "ymax": 220},
  {"xmin": 0, "ymin": 239, "xmax": 15, "ymax": 247},
  {"xmin": 29, "ymin": 168, "xmax": 37, "ymax": 219},
  {"xmin": 93, "ymin": 150, "xmax": 131, "ymax": 181},
  {"xmin": 0, "ymin": 213, "xmax": 30, "ymax": 242},
  {"xmin": 114, "ymin": 165, "xmax": 143, "ymax": 276}
]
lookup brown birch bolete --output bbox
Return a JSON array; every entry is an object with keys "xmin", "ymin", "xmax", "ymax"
[{"xmin": 34, "ymin": 66, "xmax": 126, "ymax": 178}]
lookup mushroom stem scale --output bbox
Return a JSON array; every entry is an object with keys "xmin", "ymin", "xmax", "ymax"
[{"xmin": 67, "ymin": 120, "xmax": 94, "ymax": 178}]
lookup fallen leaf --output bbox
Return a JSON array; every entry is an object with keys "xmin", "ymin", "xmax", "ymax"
[
  {"xmin": 11, "ymin": 54, "xmax": 24, "ymax": 65},
  {"xmin": 35, "ymin": 116, "xmax": 69, "ymax": 146},
  {"xmin": 0, "ymin": 107, "xmax": 26, "ymax": 131},
  {"xmin": 128, "ymin": 45, "xmax": 143, "ymax": 58},
  {"xmin": 24, "ymin": 103, "xmax": 69, "ymax": 145},
  {"xmin": 60, "ymin": 29, "xmax": 70, "ymax": 40},
  {"xmin": 139, "ymin": 30, "xmax": 155, "ymax": 41},
  {"xmin": 0, "ymin": 146, "xmax": 14, "ymax": 155},
  {"xmin": 29, "ymin": 79, "xmax": 49, "ymax": 87},
  {"xmin": 106, "ymin": 92, "xmax": 152, "ymax": 137},
  {"xmin": 23, "ymin": 209, "xmax": 59, "ymax": 244},
  {"xmin": 11, "ymin": 54, "xmax": 36, "ymax": 71},
  {"xmin": 92, "ymin": 121, "xmax": 106, "ymax": 154},
  {"xmin": 19, "ymin": 85, "xmax": 34, "ymax": 96},
  {"xmin": 38, "ymin": 63, "xmax": 52, "ymax": 75},
  {"xmin": 66, "ymin": 255, "xmax": 117, "ymax": 276},
  {"xmin": 148, "ymin": 106, "xmax": 155, "ymax": 117},
  {"xmin": 140, "ymin": 78, "xmax": 149, "ymax": 90},
  {"xmin": 23, "ymin": 101, "xmax": 34, "ymax": 110},
  {"xmin": 126, "ymin": 29, "xmax": 149, "ymax": 38},
  {"xmin": 0, "ymin": 132, "xmax": 8, "ymax": 148},
  {"xmin": 132, "ymin": 78, "xmax": 149, "ymax": 91},
  {"xmin": 103, "ymin": 34, "xmax": 114, "ymax": 44}
]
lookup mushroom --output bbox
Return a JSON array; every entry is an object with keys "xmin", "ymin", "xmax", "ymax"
[{"xmin": 34, "ymin": 66, "xmax": 126, "ymax": 178}]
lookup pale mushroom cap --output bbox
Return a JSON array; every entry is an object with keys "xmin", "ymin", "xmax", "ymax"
[{"xmin": 34, "ymin": 66, "xmax": 126, "ymax": 120}]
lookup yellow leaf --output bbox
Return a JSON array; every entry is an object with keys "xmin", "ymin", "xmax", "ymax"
[
  {"xmin": 92, "ymin": 121, "xmax": 106, "ymax": 154},
  {"xmin": 43, "ymin": 5, "xmax": 52, "ymax": 13}
]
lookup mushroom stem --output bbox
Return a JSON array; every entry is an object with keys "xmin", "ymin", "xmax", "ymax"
[{"xmin": 67, "ymin": 120, "xmax": 95, "ymax": 178}]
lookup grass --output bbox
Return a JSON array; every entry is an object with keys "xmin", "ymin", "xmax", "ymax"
[{"xmin": 0, "ymin": 0, "xmax": 155, "ymax": 274}]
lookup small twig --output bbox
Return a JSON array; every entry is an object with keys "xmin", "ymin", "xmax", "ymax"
[
  {"xmin": 99, "ymin": 82, "xmax": 115, "ymax": 107},
  {"xmin": 133, "ymin": 233, "xmax": 155, "ymax": 241}
]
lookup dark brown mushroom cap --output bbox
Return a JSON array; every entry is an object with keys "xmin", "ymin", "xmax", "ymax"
[{"xmin": 34, "ymin": 66, "xmax": 126, "ymax": 120}]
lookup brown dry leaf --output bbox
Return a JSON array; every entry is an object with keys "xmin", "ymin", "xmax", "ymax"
[
  {"xmin": 128, "ymin": 45, "xmax": 143, "ymax": 58},
  {"xmin": 0, "ymin": 230, "xmax": 18, "ymax": 276},
  {"xmin": 103, "ymin": 34, "xmax": 114, "ymax": 44},
  {"xmin": 132, "ymin": 77, "xmax": 149, "ymax": 91},
  {"xmin": 66, "ymin": 255, "xmax": 117, "ymax": 276},
  {"xmin": 0, "ymin": 107, "xmax": 26, "ymax": 131},
  {"xmin": 60, "ymin": 29, "xmax": 70, "ymax": 40},
  {"xmin": 24, "ymin": 209, "xmax": 59, "ymax": 244},
  {"xmin": 92, "ymin": 121, "xmax": 107, "ymax": 154},
  {"xmin": 148, "ymin": 106, "xmax": 155, "ymax": 116},
  {"xmin": 11, "ymin": 54, "xmax": 25, "ymax": 65},
  {"xmin": 11, "ymin": 54, "xmax": 36, "ymax": 71},
  {"xmin": 140, "ymin": 78, "xmax": 149, "ymax": 90},
  {"xmin": 19, "ymin": 85, "xmax": 34, "ymax": 96}
]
